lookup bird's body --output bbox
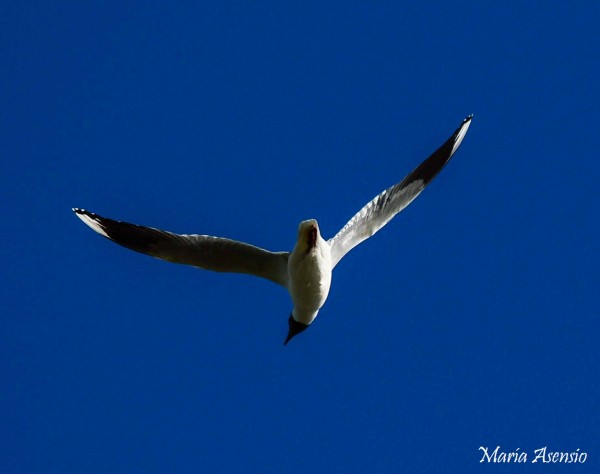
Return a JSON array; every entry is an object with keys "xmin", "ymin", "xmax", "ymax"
[
  {"xmin": 74, "ymin": 115, "xmax": 472, "ymax": 344},
  {"xmin": 288, "ymin": 220, "xmax": 332, "ymax": 326}
]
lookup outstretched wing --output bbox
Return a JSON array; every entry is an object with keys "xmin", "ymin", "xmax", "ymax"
[
  {"xmin": 73, "ymin": 209, "xmax": 289, "ymax": 287},
  {"xmin": 328, "ymin": 115, "xmax": 472, "ymax": 268}
]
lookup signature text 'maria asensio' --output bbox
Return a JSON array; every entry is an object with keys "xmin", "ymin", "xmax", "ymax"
[{"xmin": 479, "ymin": 446, "xmax": 587, "ymax": 464}]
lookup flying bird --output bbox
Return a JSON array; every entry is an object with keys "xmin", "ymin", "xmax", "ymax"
[{"xmin": 74, "ymin": 115, "xmax": 472, "ymax": 345}]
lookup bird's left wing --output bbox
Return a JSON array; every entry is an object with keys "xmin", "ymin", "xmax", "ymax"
[
  {"xmin": 328, "ymin": 115, "xmax": 472, "ymax": 268},
  {"xmin": 73, "ymin": 209, "xmax": 289, "ymax": 287}
]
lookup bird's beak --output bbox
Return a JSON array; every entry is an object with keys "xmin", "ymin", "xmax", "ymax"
[
  {"xmin": 307, "ymin": 225, "xmax": 317, "ymax": 250},
  {"xmin": 284, "ymin": 315, "xmax": 309, "ymax": 346}
]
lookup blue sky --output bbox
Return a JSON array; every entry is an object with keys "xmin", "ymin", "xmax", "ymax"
[{"xmin": 2, "ymin": 2, "xmax": 598, "ymax": 472}]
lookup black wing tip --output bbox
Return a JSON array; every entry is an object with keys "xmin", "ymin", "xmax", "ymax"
[
  {"xmin": 404, "ymin": 114, "xmax": 472, "ymax": 187},
  {"xmin": 72, "ymin": 208, "xmax": 155, "ymax": 254},
  {"xmin": 73, "ymin": 208, "xmax": 106, "ymax": 223},
  {"xmin": 459, "ymin": 114, "xmax": 473, "ymax": 130},
  {"xmin": 73, "ymin": 208, "xmax": 103, "ymax": 223},
  {"xmin": 449, "ymin": 115, "xmax": 473, "ymax": 142},
  {"xmin": 73, "ymin": 207, "xmax": 91, "ymax": 216}
]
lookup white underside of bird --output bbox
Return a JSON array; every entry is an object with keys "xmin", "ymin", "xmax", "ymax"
[{"xmin": 74, "ymin": 115, "xmax": 472, "ymax": 345}]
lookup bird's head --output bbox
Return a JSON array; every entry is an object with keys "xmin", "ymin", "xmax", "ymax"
[{"xmin": 297, "ymin": 219, "xmax": 321, "ymax": 253}]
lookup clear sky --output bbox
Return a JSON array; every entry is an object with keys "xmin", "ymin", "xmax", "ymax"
[{"xmin": 2, "ymin": 2, "xmax": 599, "ymax": 473}]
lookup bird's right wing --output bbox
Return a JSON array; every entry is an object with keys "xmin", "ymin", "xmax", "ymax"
[
  {"xmin": 328, "ymin": 115, "xmax": 472, "ymax": 268},
  {"xmin": 73, "ymin": 209, "xmax": 289, "ymax": 287}
]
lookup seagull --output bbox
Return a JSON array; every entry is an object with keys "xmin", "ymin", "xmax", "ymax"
[{"xmin": 74, "ymin": 115, "xmax": 472, "ymax": 345}]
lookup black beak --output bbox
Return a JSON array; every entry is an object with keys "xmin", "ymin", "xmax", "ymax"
[
  {"xmin": 307, "ymin": 226, "xmax": 317, "ymax": 250},
  {"xmin": 284, "ymin": 315, "xmax": 309, "ymax": 346}
]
